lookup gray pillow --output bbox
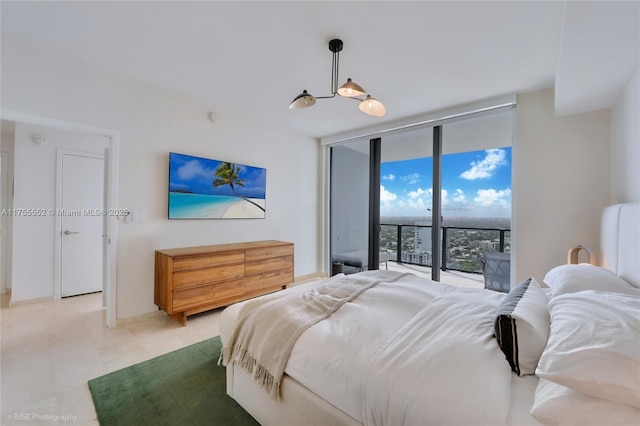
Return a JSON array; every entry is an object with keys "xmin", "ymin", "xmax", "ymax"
[{"xmin": 494, "ymin": 277, "xmax": 550, "ymax": 375}]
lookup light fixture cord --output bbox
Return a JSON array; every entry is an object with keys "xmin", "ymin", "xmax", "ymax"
[
  {"xmin": 317, "ymin": 50, "xmax": 339, "ymax": 100},
  {"xmin": 331, "ymin": 50, "xmax": 339, "ymax": 95}
]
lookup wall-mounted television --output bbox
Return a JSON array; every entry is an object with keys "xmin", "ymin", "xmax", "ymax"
[{"xmin": 168, "ymin": 152, "xmax": 266, "ymax": 219}]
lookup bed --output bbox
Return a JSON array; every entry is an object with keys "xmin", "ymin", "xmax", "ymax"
[{"xmin": 220, "ymin": 203, "xmax": 640, "ymax": 425}]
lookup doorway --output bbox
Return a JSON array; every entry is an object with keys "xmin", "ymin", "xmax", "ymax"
[
  {"xmin": 58, "ymin": 151, "xmax": 104, "ymax": 297},
  {"xmin": 1, "ymin": 110, "xmax": 119, "ymax": 327}
]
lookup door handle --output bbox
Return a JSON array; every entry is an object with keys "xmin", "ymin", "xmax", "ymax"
[{"xmin": 64, "ymin": 230, "xmax": 80, "ymax": 235}]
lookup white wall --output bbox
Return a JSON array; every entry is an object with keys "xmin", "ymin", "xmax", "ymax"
[
  {"xmin": 0, "ymin": 127, "xmax": 15, "ymax": 292},
  {"xmin": 2, "ymin": 37, "xmax": 320, "ymax": 318},
  {"xmin": 513, "ymin": 88, "xmax": 611, "ymax": 282},
  {"xmin": 611, "ymin": 66, "xmax": 640, "ymax": 203},
  {"xmin": 11, "ymin": 124, "xmax": 108, "ymax": 301}
]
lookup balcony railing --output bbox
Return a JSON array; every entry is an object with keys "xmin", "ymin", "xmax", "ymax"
[{"xmin": 380, "ymin": 223, "xmax": 511, "ymax": 274}]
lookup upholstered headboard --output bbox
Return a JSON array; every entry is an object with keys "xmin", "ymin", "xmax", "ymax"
[{"xmin": 601, "ymin": 203, "xmax": 640, "ymax": 288}]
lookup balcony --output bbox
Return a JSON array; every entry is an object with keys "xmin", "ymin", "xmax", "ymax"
[
  {"xmin": 379, "ymin": 223, "xmax": 511, "ymax": 289},
  {"xmin": 386, "ymin": 262, "xmax": 485, "ymax": 289}
]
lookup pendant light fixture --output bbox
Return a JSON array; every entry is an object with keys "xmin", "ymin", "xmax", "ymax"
[{"xmin": 289, "ymin": 39, "xmax": 386, "ymax": 117}]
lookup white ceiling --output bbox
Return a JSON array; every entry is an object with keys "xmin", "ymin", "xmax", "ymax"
[{"xmin": 1, "ymin": 1, "xmax": 638, "ymax": 139}]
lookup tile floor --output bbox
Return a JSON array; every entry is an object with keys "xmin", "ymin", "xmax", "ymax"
[
  {"xmin": 1, "ymin": 291, "xmax": 224, "ymax": 426},
  {"xmin": 0, "ymin": 270, "xmax": 482, "ymax": 426}
]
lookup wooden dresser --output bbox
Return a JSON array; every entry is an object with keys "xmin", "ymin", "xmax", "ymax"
[{"xmin": 154, "ymin": 240, "xmax": 294, "ymax": 325}]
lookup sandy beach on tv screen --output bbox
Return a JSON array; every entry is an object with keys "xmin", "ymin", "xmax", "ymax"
[{"xmin": 223, "ymin": 199, "xmax": 265, "ymax": 218}]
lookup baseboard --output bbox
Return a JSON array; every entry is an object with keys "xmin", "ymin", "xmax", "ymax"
[
  {"xmin": 115, "ymin": 309, "xmax": 166, "ymax": 327},
  {"xmin": 8, "ymin": 294, "xmax": 53, "ymax": 307},
  {"xmin": 293, "ymin": 272, "xmax": 327, "ymax": 284}
]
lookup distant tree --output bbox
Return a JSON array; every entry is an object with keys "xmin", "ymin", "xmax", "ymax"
[{"xmin": 213, "ymin": 162, "xmax": 265, "ymax": 212}]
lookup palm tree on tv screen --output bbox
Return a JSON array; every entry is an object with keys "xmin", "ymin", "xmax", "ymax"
[{"xmin": 213, "ymin": 162, "xmax": 265, "ymax": 212}]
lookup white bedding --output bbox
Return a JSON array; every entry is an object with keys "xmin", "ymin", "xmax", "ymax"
[
  {"xmin": 363, "ymin": 289, "xmax": 513, "ymax": 425},
  {"xmin": 287, "ymin": 271, "xmax": 454, "ymax": 421},
  {"xmin": 220, "ymin": 203, "xmax": 640, "ymax": 426},
  {"xmin": 222, "ymin": 270, "xmax": 542, "ymax": 425}
]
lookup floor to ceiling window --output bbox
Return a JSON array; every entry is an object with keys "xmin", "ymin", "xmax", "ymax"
[{"xmin": 328, "ymin": 100, "xmax": 515, "ymax": 282}]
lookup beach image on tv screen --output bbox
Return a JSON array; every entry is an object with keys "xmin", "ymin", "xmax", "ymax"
[{"xmin": 168, "ymin": 152, "xmax": 266, "ymax": 219}]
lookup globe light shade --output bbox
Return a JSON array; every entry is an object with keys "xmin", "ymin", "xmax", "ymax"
[
  {"xmin": 359, "ymin": 95, "xmax": 386, "ymax": 117},
  {"xmin": 337, "ymin": 78, "xmax": 366, "ymax": 97},
  {"xmin": 289, "ymin": 90, "xmax": 316, "ymax": 109}
]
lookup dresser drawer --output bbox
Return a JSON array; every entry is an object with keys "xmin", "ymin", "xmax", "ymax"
[
  {"xmin": 173, "ymin": 263, "xmax": 244, "ymax": 289},
  {"xmin": 245, "ymin": 255, "xmax": 293, "ymax": 275},
  {"xmin": 245, "ymin": 244, "xmax": 293, "ymax": 262},
  {"xmin": 173, "ymin": 278, "xmax": 244, "ymax": 312},
  {"xmin": 244, "ymin": 268, "xmax": 293, "ymax": 293},
  {"xmin": 155, "ymin": 240, "xmax": 293, "ymax": 325},
  {"xmin": 173, "ymin": 252, "xmax": 244, "ymax": 272}
]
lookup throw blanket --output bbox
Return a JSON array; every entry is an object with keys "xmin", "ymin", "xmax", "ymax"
[{"xmin": 220, "ymin": 271, "xmax": 411, "ymax": 399}]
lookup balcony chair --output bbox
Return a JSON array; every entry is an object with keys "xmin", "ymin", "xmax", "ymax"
[{"xmin": 480, "ymin": 251, "xmax": 511, "ymax": 293}]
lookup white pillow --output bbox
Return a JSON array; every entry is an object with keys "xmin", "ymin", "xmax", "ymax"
[
  {"xmin": 494, "ymin": 277, "xmax": 549, "ymax": 376},
  {"xmin": 531, "ymin": 379, "xmax": 640, "ymax": 425},
  {"xmin": 543, "ymin": 264, "xmax": 638, "ymax": 296},
  {"xmin": 536, "ymin": 290, "xmax": 640, "ymax": 408}
]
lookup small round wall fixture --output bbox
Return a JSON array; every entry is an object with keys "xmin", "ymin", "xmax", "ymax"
[
  {"xmin": 209, "ymin": 112, "xmax": 216, "ymax": 123},
  {"xmin": 32, "ymin": 134, "xmax": 47, "ymax": 145}
]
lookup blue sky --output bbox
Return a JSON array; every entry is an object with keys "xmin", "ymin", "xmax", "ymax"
[
  {"xmin": 169, "ymin": 153, "xmax": 266, "ymax": 199},
  {"xmin": 381, "ymin": 147, "xmax": 511, "ymax": 217}
]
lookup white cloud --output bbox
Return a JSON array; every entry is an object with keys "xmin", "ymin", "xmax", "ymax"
[
  {"xmin": 405, "ymin": 187, "xmax": 450, "ymax": 208},
  {"xmin": 176, "ymin": 159, "xmax": 209, "ymax": 181},
  {"xmin": 453, "ymin": 188, "xmax": 466, "ymax": 203},
  {"xmin": 406, "ymin": 197, "xmax": 429, "ymax": 211},
  {"xmin": 380, "ymin": 185, "xmax": 397, "ymax": 203},
  {"xmin": 401, "ymin": 173, "xmax": 422, "ymax": 185},
  {"xmin": 382, "ymin": 174, "xmax": 395, "ymax": 181},
  {"xmin": 407, "ymin": 187, "xmax": 430, "ymax": 199},
  {"xmin": 406, "ymin": 187, "xmax": 452, "ymax": 201},
  {"xmin": 460, "ymin": 149, "xmax": 507, "ymax": 180},
  {"xmin": 170, "ymin": 182, "xmax": 190, "ymax": 190},
  {"xmin": 473, "ymin": 188, "xmax": 512, "ymax": 207},
  {"xmin": 441, "ymin": 189, "xmax": 449, "ymax": 206}
]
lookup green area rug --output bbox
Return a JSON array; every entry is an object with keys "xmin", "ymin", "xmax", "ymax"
[{"xmin": 88, "ymin": 336, "xmax": 259, "ymax": 426}]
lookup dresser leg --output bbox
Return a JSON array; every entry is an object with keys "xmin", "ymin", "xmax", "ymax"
[{"xmin": 170, "ymin": 312, "xmax": 187, "ymax": 326}]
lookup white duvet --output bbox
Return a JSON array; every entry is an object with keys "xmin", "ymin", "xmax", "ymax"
[
  {"xmin": 222, "ymin": 270, "xmax": 540, "ymax": 425},
  {"xmin": 362, "ymin": 289, "xmax": 513, "ymax": 425},
  {"xmin": 286, "ymin": 270, "xmax": 530, "ymax": 425}
]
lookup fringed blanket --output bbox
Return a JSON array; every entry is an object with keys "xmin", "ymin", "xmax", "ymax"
[{"xmin": 219, "ymin": 271, "xmax": 411, "ymax": 399}]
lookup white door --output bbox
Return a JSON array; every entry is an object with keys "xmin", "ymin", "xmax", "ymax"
[
  {"xmin": 61, "ymin": 153, "xmax": 104, "ymax": 297},
  {"xmin": 0, "ymin": 153, "xmax": 5, "ymax": 294}
]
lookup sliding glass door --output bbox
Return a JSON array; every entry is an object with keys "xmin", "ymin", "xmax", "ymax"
[
  {"xmin": 379, "ymin": 127, "xmax": 436, "ymax": 276},
  {"xmin": 329, "ymin": 103, "xmax": 514, "ymax": 284},
  {"xmin": 440, "ymin": 112, "xmax": 513, "ymax": 275},
  {"xmin": 330, "ymin": 141, "xmax": 370, "ymax": 275}
]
